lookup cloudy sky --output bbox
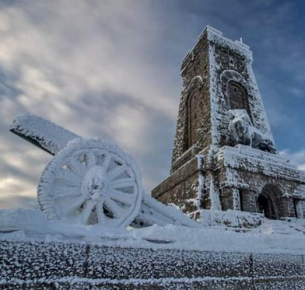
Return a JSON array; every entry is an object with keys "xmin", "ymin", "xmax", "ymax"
[{"xmin": 0, "ymin": 0, "xmax": 305, "ymax": 209}]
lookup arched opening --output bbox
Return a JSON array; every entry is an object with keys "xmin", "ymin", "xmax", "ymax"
[
  {"xmin": 185, "ymin": 91, "xmax": 203, "ymax": 149},
  {"xmin": 258, "ymin": 185, "xmax": 282, "ymax": 219}
]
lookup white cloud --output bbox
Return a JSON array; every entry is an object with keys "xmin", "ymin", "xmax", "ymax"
[
  {"xmin": 0, "ymin": 0, "xmax": 181, "ymax": 207},
  {"xmin": 279, "ymin": 149, "xmax": 305, "ymax": 171}
]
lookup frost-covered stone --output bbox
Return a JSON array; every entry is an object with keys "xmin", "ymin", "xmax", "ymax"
[
  {"xmin": 152, "ymin": 26, "xmax": 305, "ymax": 225},
  {"xmin": 228, "ymin": 109, "xmax": 276, "ymax": 153},
  {"xmin": 1, "ymin": 223, "xmax": 305, "ymax": 288}
]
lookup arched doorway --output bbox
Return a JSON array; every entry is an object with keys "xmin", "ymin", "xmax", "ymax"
[
  {"xmin": 258, "ymin": 185, "xmax": 282, "ymax": 219},
  {"xmin": 258, "ymin": 194, "xmax": 274, "ymax": 219}
]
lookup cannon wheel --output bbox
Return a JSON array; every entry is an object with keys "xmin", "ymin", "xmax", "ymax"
[{"xmin": 37, "ymin": 138, "xmax": 143, "ymax": 229}]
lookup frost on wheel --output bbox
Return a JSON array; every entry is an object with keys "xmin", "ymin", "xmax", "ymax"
[{"xmin": 37, "ymin": 138, "xmax": 143, "ymax": 228}]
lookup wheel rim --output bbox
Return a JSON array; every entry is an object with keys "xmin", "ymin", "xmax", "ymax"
[{"xmin": 38, "ymin": 138, "xmax": 143, "ymax": 229}]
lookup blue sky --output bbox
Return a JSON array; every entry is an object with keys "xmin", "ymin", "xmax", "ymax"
[{"xmin": 0, "ymin": 0, "xmax": 305, "ymax": 208}]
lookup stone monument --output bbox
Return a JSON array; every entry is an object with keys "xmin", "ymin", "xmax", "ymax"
[{"xmin": 152, "ymin": 26, "xmax": 305, "ymax": 222}]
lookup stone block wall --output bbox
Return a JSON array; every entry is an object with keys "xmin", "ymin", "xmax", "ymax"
[
  {"xmin": 213, "ymin": 146, "xmax": 305, "ymax": 218},
  {"xmin": 152, "ymin": 157, "xmax": 199, "ymax": 213},
  {"xmin": 1, "ymin": 239, "xmax": 304, "ymax": 289},
  {"xmin": 171, "ymin": 30, "xmax": 212, "ymax": 169}
]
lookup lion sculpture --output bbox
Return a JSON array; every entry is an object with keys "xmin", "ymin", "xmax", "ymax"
[{"xmin": 228, "ymin": 109, "xmax": 276, "ymax": 154}]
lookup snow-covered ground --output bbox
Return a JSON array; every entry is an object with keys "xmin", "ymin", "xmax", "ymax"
[{"xmin": 1, "ymin": 208, "xmax": 305, "ymax": 255}]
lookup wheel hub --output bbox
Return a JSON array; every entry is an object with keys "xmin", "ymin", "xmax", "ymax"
[{"xmin": 81, "ymin": 166, "xmax": 108, "ymax": 202}]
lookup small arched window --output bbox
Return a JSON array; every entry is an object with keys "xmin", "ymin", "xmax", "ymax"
[{"xmin": 227, "ymin": 81, "xmax": 251, "ymax": 117}]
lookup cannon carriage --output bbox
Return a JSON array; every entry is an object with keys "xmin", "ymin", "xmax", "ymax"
[{"xmin": 10, "ymin": 115, "xmax": 197, "ymax": 230}]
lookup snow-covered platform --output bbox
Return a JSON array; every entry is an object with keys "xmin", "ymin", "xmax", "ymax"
[{"xmin": 1, "ymin": 222, "xmax": 305, "ymax": 289}]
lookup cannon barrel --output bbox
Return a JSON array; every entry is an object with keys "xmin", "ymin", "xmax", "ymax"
[{"xmin": 10, "ymin": 115, "xmax": 79, "ymax": 155}]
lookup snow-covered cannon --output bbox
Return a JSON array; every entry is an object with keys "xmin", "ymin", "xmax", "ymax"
[{"xmin": 10, "ymin": 115, "xmax": 197, "ymax": 229}]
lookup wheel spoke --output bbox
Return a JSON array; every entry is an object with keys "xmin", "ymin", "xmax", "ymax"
[
  {"xmin": 114, "ymin": 177, "xmax": 135, "ymax": 183},
  {"xmin": 110, "ymin": 189, "xmax": 135, "ymax": 205},
  {"xmin": 104, "ymin": 198, "xmax": 124, "ymax": 218},
  {"xmin": 96, "ymin": 201, "xmax": 106, "ymax": 224},
  {"xmin": 56, "ymin": 169, "xmax": 81, "ymax": 187},
  {"xmin": 110, "ymin": 179, "xmax": 135, "ymax": 189},
  {"xmin": 108, "ymin": 165, "xmax": 128, "ymax": 180},
  {"xmin": 54, "ymin": 186, "xmax": 81, "ymax": 199},
  {"xmin": 86, "ymin": 152, "xmax": 96, "ymax": 168},
  {"xmin": 65, "ymin": 158, "xmax": 85, "ymax": 176},
  {"xmin": 65, "ymin": 196, "xmax": 85, "ymax": 215},
  {"xmin": 79, "ymin": 200, "xmax": 96, "ymax": 224},
  {"xmin": 102, "ymin": 154, "xmax": 111, "ymax": 170}
]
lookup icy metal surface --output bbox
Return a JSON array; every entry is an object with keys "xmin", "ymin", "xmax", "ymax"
[
  {"xmin": 10, "ymin": 114, "xmax": 79, "ymax": 155},
  {"xmin": 10, "ymin": 114, "xmax": 198, "ymax": 229}
]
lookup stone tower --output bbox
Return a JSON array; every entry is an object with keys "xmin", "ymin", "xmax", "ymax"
[{"xmin": 152, "ymin": 26, "xmax": 305, "ymax": 222}]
